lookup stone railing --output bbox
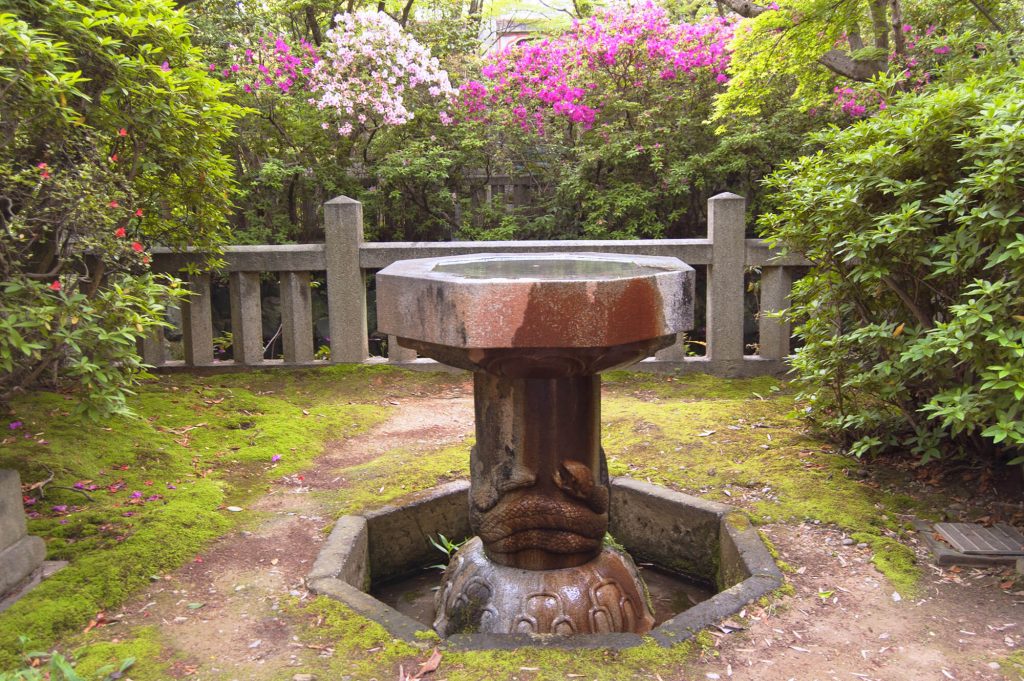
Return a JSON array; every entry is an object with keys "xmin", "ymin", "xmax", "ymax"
[{"xmin": 146, "ymin": 192, "xmax": 810, "ymax": 377}]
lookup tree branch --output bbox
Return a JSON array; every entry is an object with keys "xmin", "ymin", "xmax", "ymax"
[
  {"xmin": 819, "ymin": 49, "xmax": 885, "ymax": 80},
  {"xmin": 881, "ymin": 274, "xmax": 932, "ymax": 328},
  {"xmin": 399, "ymin": 0, "xmax": 415, "ymax": 27},
  {"xmin": 718, "ymin": 0, "xmax": 886, "ymax": 81},
  {"xmin": 715, "ymin": 0, "xmax": 768, "ymax": 17},
  {"xmin": 966, "ymin": 0, "xmax": 1005, "ymax": 32}
]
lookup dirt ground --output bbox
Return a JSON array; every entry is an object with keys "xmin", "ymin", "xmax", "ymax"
[{"xmin": 104, "ymin": 386, "xmax": 1024, "ymax": 681}]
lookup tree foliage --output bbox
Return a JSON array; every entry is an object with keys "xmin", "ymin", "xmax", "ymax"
[
  {"xmin": 0, "ymin": 0, "xmax": 241, "ymax": 416},
  {"xmin": 761, "ymin": 36, "xmax": 1024, "ymax": 463}
]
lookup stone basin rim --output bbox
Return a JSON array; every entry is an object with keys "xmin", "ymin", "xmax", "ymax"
[
  {"xmin": 376, "ymin": 252, "xmax": 695, "ymax": 350},
  {"xmin": 378, "ymin": 252, "xmax": 694, "ymax": 284}
]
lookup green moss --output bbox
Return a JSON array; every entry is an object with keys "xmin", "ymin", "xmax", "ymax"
[
  {"xmin": 600, "ymin": 388, "xmax": 925, "ymax": 596},
  {"xmin": 0, "ymin": 370, "xmax": 389, "ymax": 669},
  {"xmin": 1004, "ymin": 649, "xmax": 1024, "ymax": 674},
  {"xmin": 850, "ymin": 532, "xmax": 921, "ymax": 598},
  {"xmin": 421, "ymin": 640, "xmax": 694, "ymax": 681},
  {"xmin": 228, "ymin": 363, "xmax": 467, "ymax": 406},
  {"xmin": 603, "ymin": 371, "xmax": 790, "ymax": 401},
  {"xmin": 757, "ymin": 582, "xmax": 797, "ymax": 611},
  {"xmin": 282, "ymin": 596, "xmax": 422, "ymax": 678},
  {"xmin": 0, "ymin": 368, "xmax": 938, "ymax": 677},
  {"xmin": 69, "ymin": 626, "xmax": 168, "ymax": 680},
  {"xmin": 757, "ymin": 531, "xmax": 794, "ymax": 573},
  {"xmin": 281, "ymin": 600, "xmax": 699, "ymax": 680},
  {"xmin": 326, "ymin": 442, "xmax": 470, "ymax": 517}
]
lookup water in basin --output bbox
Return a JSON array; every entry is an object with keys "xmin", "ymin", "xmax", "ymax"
[{"xmin": 433, "ymin": 257, "xmax": 668, "ymax": 280}]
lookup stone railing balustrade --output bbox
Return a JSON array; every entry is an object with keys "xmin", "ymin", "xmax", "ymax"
[{"xmin": 146, "ymin": 192, "xmax": 810, "ymax": 377}]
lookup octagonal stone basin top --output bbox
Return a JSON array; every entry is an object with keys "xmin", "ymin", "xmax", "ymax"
[{"xmin": 376, "ymin": 253, "xmax": 694, "ymax": 371}]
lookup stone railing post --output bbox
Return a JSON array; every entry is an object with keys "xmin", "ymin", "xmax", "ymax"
[
  {"xmin": 229, "ymin": 271, "xmax": 263, "ymax": 365},
  {"xmin": 181, "ymin": 272, "xmax": 214, "ymax": 366},
  {"xmin": 387, "ymin": 335, "xmax": 417, "ymax": 362},
  {"xmin": 758, "ymin": 266, "xmax": 793, "ymax": 360},
  {"xmin": 324, "ymin": 196, "xmax": 368, "ymax": 363},
  {"xmin": 281, "ymin": 271, "xmax": 315, "ymax": 363},
  {"xmin": 140, "ymin": 328, "xmax": 165, "ymax": 367},
  {"xmin": 706, "ymin": 193, "xmax": 746, "ymax": 364}
]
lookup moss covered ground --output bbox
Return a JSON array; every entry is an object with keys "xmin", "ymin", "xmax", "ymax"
[
  {"xmin": 601, "ymin": 372, "xmax": 926, "ymax": 596},
  {"xmin": 0, "ymin": 367, "xmax": 939, "ymax": 678},
  {"xmin": 0, "ymin": 365, "xmax": 462, "ymax": 670}
]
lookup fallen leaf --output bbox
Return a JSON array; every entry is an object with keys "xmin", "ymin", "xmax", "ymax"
[
  {"xmin": 416, "ymin": 648, "xmax": 443, "ymax": 677},
  {"xmin": 83, "ymin": 611, "xmax": 107, "ymax": 633}
]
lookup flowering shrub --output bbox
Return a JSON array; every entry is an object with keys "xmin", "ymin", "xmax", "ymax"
[
  {"xmin": 0, "ymin": 1, "xmax": 237, "ymax": 418},
  {"xmin": 309, "ymin": 11, "xmax": 455, "ymax": 136},
  {"xmin": 461, "ymin": 4, "xmax": 733, "ymax": 134},
  {"xmin": 219, "ymin": 33, "xmax": 319, "ymax": 96}
]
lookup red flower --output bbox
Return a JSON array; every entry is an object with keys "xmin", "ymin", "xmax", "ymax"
[
  {"xmin": 49, "ymin": 280, "xmax": 61, "ymax": 291},
  {"xmin": 131, "ymin": 241, "xmax": 144, "ymax": 252},
  {"xmin": 118, "ymin": 128, "xmax": 128, "ymax": 136},
  {"xmin": 109, "ymin": 154, "xmax": 118, "ymax": 163},
  {"xmin": 134, "ymin": 209, "xmax": 144, "ymax": 218},
  {"xmin": 37, "ymin": 162, "xmax": 50, "ymax": 180},
  {"xmin": 115, "ymin": 227, "xmax": 126, "ymax": 238},
  {"xmin": 108, "ymin": 200, "xmax": 119, "ymax": 208},
  {"xmin": 142, "ymin": 255, "xmax": 151, "ymax": 265}
]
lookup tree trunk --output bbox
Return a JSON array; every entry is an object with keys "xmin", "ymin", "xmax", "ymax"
[{"xmin": 305, "ymin": 5, "xmax": 323, "ymax": 46}]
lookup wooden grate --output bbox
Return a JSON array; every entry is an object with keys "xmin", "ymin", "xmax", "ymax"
[{"xmin": 934, "ymin": 523, "xmax": 1024, "ymax": 556}]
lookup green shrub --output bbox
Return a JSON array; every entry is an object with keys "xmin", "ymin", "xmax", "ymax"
[
  {"xmin": 0, "ymin": 1, "xmax": 243, "ymax": 417},
  {"xmin": 761, "ymin": 37, "xmax": 1024, "ymax": 463}
]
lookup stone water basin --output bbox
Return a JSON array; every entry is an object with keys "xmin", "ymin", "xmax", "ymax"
[
  {"xmin": 306, "ymin": 252, "xmax": 781, "ymax": 648},
  {"xmin": 375, "ymin": 252, "xmax": 694, "ymax": 373}
]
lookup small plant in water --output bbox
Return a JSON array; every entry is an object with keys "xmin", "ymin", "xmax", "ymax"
[{"xmin": 428, "ymin": 533, "xmax": 466, "ymax": 570}]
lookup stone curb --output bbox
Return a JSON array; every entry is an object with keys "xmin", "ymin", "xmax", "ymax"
[{"xmin": 307, "ymin": 477, "xmax": 783, "ymax": 649}]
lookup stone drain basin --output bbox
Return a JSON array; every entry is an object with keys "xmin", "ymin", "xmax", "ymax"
[{"xmin": 307, "ymin": 478, "xmax": 782, "ymax": 649}]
